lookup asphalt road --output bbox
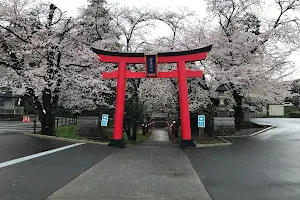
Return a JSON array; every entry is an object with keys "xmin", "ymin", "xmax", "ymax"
[
  {"xmin": 2, "ymin": 119, "xmax": 300, "ymax": 200},
  {"xmin": 0, "ymin": 143, "xmax": 118, "ymax": 200},
  {"xmin": 0, "ymin": 121, "xmax": 119, "ymax": 200},
  {"xmin": 0, "ymin": 121, "xmax": 39, "ymax": 133},
  {"xmin": 184, "ymin": 118, "xmax": 300, "ymax": 200},
  {"xmin": 0, "ymin": 121, "xmax": 64, "ymax": 163}
]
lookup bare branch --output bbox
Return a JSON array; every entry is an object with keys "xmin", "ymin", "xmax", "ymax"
[
  {"xmin": 65, "ymin": 64, "xmax": 92, "ymax": 68},
  {"xmin": 0, "ymin": 24, "xmax": 30, "ymax": 43}
]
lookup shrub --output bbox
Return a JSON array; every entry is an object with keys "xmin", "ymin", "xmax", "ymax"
[{"xmin": 288, "ymin": 112, "xmax": 300, "ymax": 118}]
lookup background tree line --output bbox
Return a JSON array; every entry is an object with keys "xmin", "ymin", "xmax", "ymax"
[{"xmin": 0, "ymin": 0, "xmax": 299, "ymax": 137}]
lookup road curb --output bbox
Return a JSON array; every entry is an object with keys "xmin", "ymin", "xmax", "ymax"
[
  {"xmin": 219, "ymin": 125, "xmax": 277, "ymax": 138},
  {"xmin": 195, "ymin": 136, "xmax": 232, "ymax": 148},
  {"xmin": 217, "ymin": 136, "xmax": 232, "ymax": 144},
  {"xmin": 23, "ymin": 133, "xmax": 109, "ymax": 145},
  {"xmin": 249, "ymin": 125, "xmax": 277, "ymax": 136}
]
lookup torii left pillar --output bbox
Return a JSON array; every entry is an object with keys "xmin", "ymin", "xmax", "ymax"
[{"xmin": 92, "ymin": 45, "xmax": 212, "ymax": 148}]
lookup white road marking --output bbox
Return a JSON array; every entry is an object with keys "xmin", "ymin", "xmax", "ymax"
[
  {"xmin": 6, "ymin": 125, "xmax": 33, "ymax": 126},
  {"xmin": 2, "ymin": 125, "xmax": 31, "ymax": 127},
  {"xmin": 0, "ymin": 128, "xmax": 40, "ymax": 132},
  {"xmin": 0, "ymin": 143, "xmax": 84, "ymax": 169},
  {"xmin": 2, "ymin": 129, "xmax": 41, "ymax": 131}
]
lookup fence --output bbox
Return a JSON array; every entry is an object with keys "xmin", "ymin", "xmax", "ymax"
[
  {"xmin": 32, "ymin": 116, "xmax": 77, "ymax": 134},
  {"xmin": 243, "ymin": 111, "xmax": 264, "ymax": 121},
  {"xmin": 54, "ymin": 117, "xmax": 77, "ymax": 127}
]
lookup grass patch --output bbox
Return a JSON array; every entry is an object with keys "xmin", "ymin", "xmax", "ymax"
[
  {"xmin": 55, "ymin": 125, "xmax": 116, "ymax": 143},
  {"xmin": 55, "ymin": 124, "xmax": 86, "ymax": 140},
  {"xmin": 124, "ymin": 128, "xmax": 151, "ymax": 146},
  {"xmin": 55, "ymin": 124, "xmax": 151, "ymax": 145},
  {"xmin": 136, "ymin": 128, "xmax": 150, "ymax": 142}
]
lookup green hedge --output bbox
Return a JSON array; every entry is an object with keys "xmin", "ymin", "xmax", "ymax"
[{"xmin": 289, "ymin": 112, "xmax": 300, "ymax": 118}]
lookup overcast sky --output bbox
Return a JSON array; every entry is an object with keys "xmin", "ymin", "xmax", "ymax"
[
  {"xmin": 48, "ymin": 0, "xmax": 299, "ymax": 80},
  {"xmin": 48, "ymin": 0, "xmax": 206, "ymax": 16}
]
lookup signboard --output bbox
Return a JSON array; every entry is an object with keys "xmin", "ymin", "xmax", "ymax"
[
  {"xmin": 145, "ymin": 54, "xmax": 158, "ymax": 77},
  {"xmin": 198, "ymin": 115, "xmax": 205, "ymax": 128},
  {"xmin": 101, "ymin": 120, "xmax": 108, "ymax": 127},
  {"xmin": 102, "ymin": 114, "xmax": 108, "ymax": 121},
  {"xmin": 101, "ymin": 114, "xmax": 109, "ymax": 127}
]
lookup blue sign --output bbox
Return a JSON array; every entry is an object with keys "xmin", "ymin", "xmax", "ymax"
[
  {"xmin": 101, "ymin": 114, "xmax": 108, "ymax": 127},
  {"xmin": 102, "ymin": 114, "xmax": 109, "ymax": 122},
  {"xmin": 145, "ymin": 54, "xmax": 157, "ymax": 77},
  {"xmin": 101, "ymin": 120, "xmax": 108, "ymax": 127},
  {"xmin": 198, "ymin": 115, "xmax": 205, "ymax": 128}
]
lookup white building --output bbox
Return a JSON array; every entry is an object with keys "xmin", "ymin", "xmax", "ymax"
[{"xmin": 0, "ymin": 87, "xmax": 24, "ymax": 116}]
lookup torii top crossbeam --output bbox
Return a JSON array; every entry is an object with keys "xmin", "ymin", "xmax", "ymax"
[
  {"xmin": 92, "ymin": 45, "xmax": 212, "ymax": 148},
  {"xmin": 92, "ymin": 45, "xmax": 212, "ymax": 64}
]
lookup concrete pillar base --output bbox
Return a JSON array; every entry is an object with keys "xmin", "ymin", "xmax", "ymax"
[
  {"xmin": 108, "ymin": 139, "xmax": 126, "ymax": 148},
  {"xmin": 180, "ymin": 139, "xmax": 196, "ymax": 148}
]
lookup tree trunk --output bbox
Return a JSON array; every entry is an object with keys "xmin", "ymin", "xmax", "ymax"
[
  {"xmin": 125, "ymin": 125, "xmax": 131, "ymax": 140},
  {"xmin": 39, "ymin": 112, "xmax": 56, "ymax": 136},
  {"xmin": 131, "ymin": 122, "xmax": 137, "ymax": 141},
  {"xmin": 28, "ymin": 87, "xmax": 59, "ymax": 136},
  {"xmin": 233, "ymin": 90, "xmax": 243, "ymax": 130}
]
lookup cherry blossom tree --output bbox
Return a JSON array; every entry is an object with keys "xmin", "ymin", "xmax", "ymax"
[
  {"xmin": 59, "ymin": 0, "xmax": 119, "ymax": 113},
  {"xmin": 108, "ymin": 6, "xmax": 158, "ymax": 140},
  {"xmin": 138, "ymin": 78, "xmax": 178, "ymax": 119},
  {"xmin": 180, "ymin": 0, "xmax": 300, "ymax": 129},
  {"xmin": 152, "ymin": 9, "xmax": 214, "ymax": 115},
  {"xmin": 0, "ymin": 1, "xmax": 114, "ymax": 135}
]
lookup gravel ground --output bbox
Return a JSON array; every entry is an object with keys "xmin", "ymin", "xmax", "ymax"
[
  {"xmin": 195, "ymin": 137, "xmax": 225, "ymax": 144},
  {"xmin": 231, "ymin": 127, "xmax": 267, "ymax": 136},
  {"xmin": 217, "ymin": 126, "xmax": 270, "ymax": 136}
]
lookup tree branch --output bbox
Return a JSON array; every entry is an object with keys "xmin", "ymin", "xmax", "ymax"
[
  {"xmin": 0, "ymin": 24, "xmax": 30, "ymax": 43},
  {"xmin": 65, "ymin": 63, "xmax": 92, "ymax": 68}
]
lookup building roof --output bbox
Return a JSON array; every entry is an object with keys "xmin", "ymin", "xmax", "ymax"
[{"xmin": 0, "ymin": 87, "xmax": 19, "ymax": 98}]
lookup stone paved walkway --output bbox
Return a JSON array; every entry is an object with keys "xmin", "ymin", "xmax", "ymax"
[{"xmin": 46, "ymin": 129, "xmax": 212, "ymax": 200}]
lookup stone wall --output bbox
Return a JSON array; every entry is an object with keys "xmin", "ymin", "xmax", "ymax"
[
  {"xmin": 243, "ymin": 111, "xmax": 264, "ymax": 121},
  {"xmin": 77, "ymin": 116, "xmax": 100, "ymax": 137},
  {"xmin": 214, "ymin": 117, "xmax": 235, "ymax": 134}
]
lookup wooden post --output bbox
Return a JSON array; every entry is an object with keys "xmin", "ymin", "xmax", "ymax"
[
  {"xmin": 33, "ymin": 118, "xmax": 36, "ymax": 134},
  {"xmin": 142, "ymin": 124, "xmax": 146, "ymax": 135},
  {"xmin": 199, "ymin": 127, "xmax": 205, "ymax": 138}
]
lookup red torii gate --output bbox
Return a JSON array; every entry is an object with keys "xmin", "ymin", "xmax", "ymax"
[{"xmin": 92, "ymin": 45, "xmax": 212, "ymax": 148}]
